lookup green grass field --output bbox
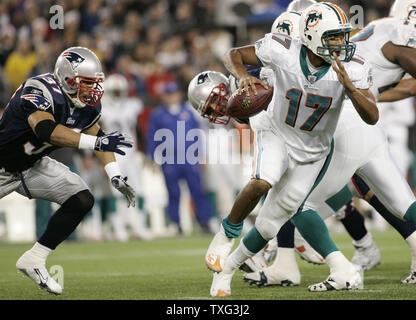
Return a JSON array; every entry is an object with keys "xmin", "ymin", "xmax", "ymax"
[{"xmin": 0, "ymin": 227, "xmax": 415, "ymax": 300}]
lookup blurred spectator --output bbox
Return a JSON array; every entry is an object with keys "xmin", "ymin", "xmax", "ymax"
[
  {"xmin": 4, "ymin": 38, "xmax": 36, "ymax": 91},
  {"xmin": 146, "ymin": 81, "xmax": 216, "ymax": 234},
  {"xmin": 115, "ymin": 54, "xmax": 147, "ymax": 98},
  {"xmin": 29, "ymin": 43, "xmax": 55, "ymax": 76},
  {"xmin": 80, "ymin": 1, "xmax": 101, "ymax": 34}
]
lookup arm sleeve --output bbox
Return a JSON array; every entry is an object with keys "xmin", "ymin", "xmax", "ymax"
[
  {"xmin": 349, "ymin": 58, "xmax": 372, "ymax": 90},
  {"xmin": 254, "ymin": 35, "xmax": 273, "ymax": 68},
  {"xmin": 254, "ymin": 33, "xmax": 290, "ymax": 70}
]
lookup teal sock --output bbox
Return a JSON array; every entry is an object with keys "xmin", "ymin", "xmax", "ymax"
[
  {"xmin": 242, "ymin": 226, "xmax": 268, "ymax": 253},
  {"xmin": 291, "ymin": 209, "xmax": 338, "ymax": 258},
  {"xmin": 404, "ymin": 202, "xmax": 416, "ymax": 224},
  {"xmin": 222, "ymin": 216, "xmax": 243, "ymax": 238}
]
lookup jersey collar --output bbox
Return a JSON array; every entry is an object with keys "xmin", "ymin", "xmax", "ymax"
[{"xmin": 299, "ymin": 45, "xmax": 330, "ymax": 84}]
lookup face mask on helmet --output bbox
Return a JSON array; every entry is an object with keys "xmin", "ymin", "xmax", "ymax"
[
  {"xmin": 66, "ymin": 75, "xmax": 104, "ymax": 107},
  {"xmin": 201, "ymin": 83, "xmax": 230, "ymax": 125},
  {"xmin": 318, "ymin": 29, "xmax": 355, "ymax": 62}
]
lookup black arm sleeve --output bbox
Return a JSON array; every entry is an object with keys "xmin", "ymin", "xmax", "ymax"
[{"xmin": 34, "ymin": 119, "xmax": 58, "ymax": 143}]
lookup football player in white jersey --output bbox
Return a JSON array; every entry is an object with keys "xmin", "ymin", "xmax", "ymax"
[
  {"xmin": 207, "ymin": 2, "xmax": 379, "ymax": 297},
  {"xmin": 100, "ymin": 74, "xmax": 153, "ymax": 241},
  {"xmin": 243, "ymin": 0, "xmax": 416, "ymax": 289}
]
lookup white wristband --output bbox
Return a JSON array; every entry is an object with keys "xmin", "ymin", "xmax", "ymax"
[
  {"xmin": 104, "ymin": 161, "xmax": 122, "ymax": 179},
  {"xmin": 78, "ymin": 133, "xmax": 97, "ymax": 150}
]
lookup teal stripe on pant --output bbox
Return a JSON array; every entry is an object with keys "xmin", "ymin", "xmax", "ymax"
[
  {"xmin": 297, "ymin": 139, "xmax": 334, "ymax": 213},
  {"xmin": 291, "ymin": 139, "xmax": 338, "ymax": 258}
]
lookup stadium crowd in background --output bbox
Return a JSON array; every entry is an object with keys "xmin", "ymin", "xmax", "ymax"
[{"xmin": 0, "ymin": 0, "xmax": 414, "ymax": 241}]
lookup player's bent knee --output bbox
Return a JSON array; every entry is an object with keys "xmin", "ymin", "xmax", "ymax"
[
  {"xmin": 276, "ymin": 187, "xmax": 305, "ymax": 214},
  {"xmin": 254, "ymin": 215, "xmax": 279, "ymax": 240},
  {"xmin": 63, "ymin": 189, "xmax": 94, "ymax": 214}
]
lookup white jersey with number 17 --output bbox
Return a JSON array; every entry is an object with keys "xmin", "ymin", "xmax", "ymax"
[{"xmin": 254, "ymin": 33, "xmax": 371, "ymax": 163}]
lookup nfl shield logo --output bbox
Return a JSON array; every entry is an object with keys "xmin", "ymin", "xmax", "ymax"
[{"xmin": 308, "ymin": 75, "xmax": 317, "ymax": 84}]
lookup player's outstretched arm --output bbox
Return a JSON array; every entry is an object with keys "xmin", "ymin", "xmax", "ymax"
[
  {"xmin": 27, "ymin": 110, "xmax": 133, "ymax": 154},
  {"xmin": 331, "ymin": 54, "xmax": 379, "ymax": 125},
  {"xmin": 223, "ymin": 45, "xmax": 269, "ymax": 96},
  {"xmin": 84, "ymin": 123, "xmax": 136, "ymax": 207},
  {"xmin": 378, "ymin": 78, "xmax": 416, "ymax": 102}
]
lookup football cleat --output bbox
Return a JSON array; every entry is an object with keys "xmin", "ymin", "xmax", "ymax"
[
  {"xmin": 205, "ymin": 225, "xmax": 235, "ymax": 273},
  {"xmin": 239, "ymin": 251, "xmax": 268, "ymax": 273},
  {"xmin": 294, "ymin": 229, "xmax": 325, "ymax": 264},
  {"xmin": 16, "ymin": 253, "xmax": 62, "ymax": 295},
  {"xmin": 308, "ymin": 267, "xmax": 362, "ymax": 292},
  {"xmin": 210, "ymin": 271, "xmax": 234, "ymax": 297},
  {"xmin": 351, "ymin": 242, "xmax": 381, "ymax": 270},
  {"xmin": 401, "ymin": 270, "xmax": 416, "ymax": 284},
  {"xmin": 243, "ymin": 268, "xmax": 300, "ymax": 287}
]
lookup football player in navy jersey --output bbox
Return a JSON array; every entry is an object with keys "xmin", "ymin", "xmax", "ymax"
[{"xmin": 0, "ymin": 47, "xmax": 135, "ymax": 295}]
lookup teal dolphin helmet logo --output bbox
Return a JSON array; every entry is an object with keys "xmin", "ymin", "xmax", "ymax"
[
  {"xmin": 277, "ymin": 21, "xmax": 293, "ymax": 35},
  {"xmin": 305, "ymin": 11, "xmax": 323, "ymax": 31}
]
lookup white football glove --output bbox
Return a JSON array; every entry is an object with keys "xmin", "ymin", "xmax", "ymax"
[{"xmin": 111, "ymin": 175, "xmax": 136, "ymax": 207}]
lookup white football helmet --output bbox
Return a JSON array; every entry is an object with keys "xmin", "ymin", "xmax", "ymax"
[
  {"xmin": 54, "ymin": 46, "xmax": 104, "ymax": 108},
  {"xmin": 271, "ymin": 11, "xmax": 301, "ymax": 38},
  {"xmin": 390, "ymin": 0, "xmax": 416, "ymax": 20},
  {"xmin": 300, "ymin": 2, "xmax": 355, "ymax": 64},
  {"xmin": 104, "ymin": 73, "xmax": 128, "ymax": 100},
  {"xmin": 187, "ymin": 71, "xmax": 230, "ymax": 124},
  {"xmin": 287, "ymin": 0, "xmax": 317, "ymax": 13}
]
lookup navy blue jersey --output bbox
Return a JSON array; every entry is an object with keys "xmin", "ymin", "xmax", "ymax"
[{"xmin": 0, "ymin": 73, "xmax": 101, "ymax": 172}]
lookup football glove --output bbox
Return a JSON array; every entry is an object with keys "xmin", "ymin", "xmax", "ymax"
[
  {"xmin": 111, "ymin": 175, "xmax": 136, "ymax": 207},
  {"xmin": 94, "ymin": 131, "xmax": 133, "ymax": 155}
]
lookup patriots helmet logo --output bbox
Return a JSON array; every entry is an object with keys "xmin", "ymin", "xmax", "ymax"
[
  {"xmin": 62, "ymin": 51, "xmax": 85, "ymax": 70},
  {"xmin": 21, "ymin": 94, "xmax": 51, "ymax": 111},
  {"xmin": 197, "ymin": 73, "xmax": 209, "ymax": 85},
  {"xmin": 305, "ymin": 10, "xmax": 322, "ymax": 31},
  {"xmin": 276, "ymin": 21, "xmax": 293, "ymax": 36},
  {"xmin": 407, "ymin": 4, "xmax": 416, "ymax": 19}
]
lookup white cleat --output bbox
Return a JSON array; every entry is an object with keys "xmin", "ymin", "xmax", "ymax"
[
  {"xmin": 351, "ymin": 242, "xmax": 381, "ymax": 270},
  {"xmin": 401, "ymin": 270, "xmax": 416, "ymax": 284},
  {"xmin": 308, "ymin": 266, "xmax": 362, "ymax": 292},
  {"xmin": 294, "ymin": 229, "xmax": 325, "ymax": 265},
  {"xmin": 210, "ymin": 271, "xmax": 234, "ymax": 297},
  {"xmin": 16, "ymin": 253, "xmax": 62, "ymax": 295},
  {"xmin": 240, "ymin": 251, "xmax": 268, "ymax": 273},
  {"xmin": 243, "ymin": 267, "xmax": 300, "ymax": 287},
  {"xmin": 205, "ymin": 225, "xmax": 235, "ymax": 273}
]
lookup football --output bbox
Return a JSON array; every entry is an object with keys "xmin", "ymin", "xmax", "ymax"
[{"xmin": 226, "ymin": 84, "xmax": 273, "ymax": 118}]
